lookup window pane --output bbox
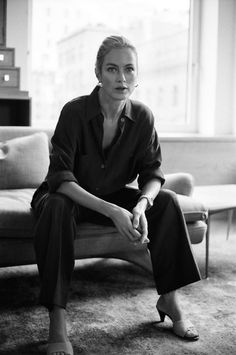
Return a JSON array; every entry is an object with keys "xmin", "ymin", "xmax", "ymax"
[{"xmin": 31, "ymin": 0, "xmax": 191, "ymax": 131}]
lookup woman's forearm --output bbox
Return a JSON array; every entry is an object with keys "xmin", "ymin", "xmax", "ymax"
[
  {"xmin": 141, "ymin": 179, "xmax": 161, "ymax": 198},
  {"xmin": 57, "ymin": 181, "xmax": 116, "ymax": 218},
  {"xmin": 137, "ymin": 179, "xmax": 162, "ymax": 211}
]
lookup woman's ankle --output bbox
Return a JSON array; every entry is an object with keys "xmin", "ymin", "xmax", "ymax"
[
  {"xmin": 49, "ymin": 306, "xmax": 68, "ymax": 342},
  {"xmin": 160, "ymin": 290, "xmax": 177, "ymax": 301},
  {"xmin": 157, "ymin": 292, "xmax": 183, "ymax": 321}
]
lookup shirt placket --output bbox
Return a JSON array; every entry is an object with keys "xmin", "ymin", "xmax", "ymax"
[
  {"xmin": 105, "ymin": 116, "xmax": 126, "ymax": 164},
  {"xmin": 95, "ymin": 116, "xmax": 126, "ymax": 194},
  {"xmin": 92, "ymin": 115, "xmax": 107, "ymax": 194}
]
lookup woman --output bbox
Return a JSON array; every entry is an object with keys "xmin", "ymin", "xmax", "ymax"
[{"xmin": 32, "ymin": 35, "xmax": 201, "ymax": 355}]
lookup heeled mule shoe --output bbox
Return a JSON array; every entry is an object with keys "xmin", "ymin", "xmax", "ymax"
[
  {"xmin": 47, "ymin": 340, "xmax": 73, "ymax": 355},
  {"xmin": 156, "ymin": 306, "xmax": 199, "ymax": 341}
]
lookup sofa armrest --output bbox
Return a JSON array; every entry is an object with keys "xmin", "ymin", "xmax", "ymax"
[{"xmin": 163, "ymin": 173, "xmax": 194, "ymax": 196}]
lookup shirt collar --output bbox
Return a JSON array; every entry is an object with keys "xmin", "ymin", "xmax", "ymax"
[{"xmin": 86, "ymin": 86, "xmax": 135, "ymax": 122}]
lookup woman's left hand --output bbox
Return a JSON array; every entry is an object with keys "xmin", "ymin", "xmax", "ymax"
[{"xmin": 132, "ymin": 202, "xmax": 149, "ymax": 244}]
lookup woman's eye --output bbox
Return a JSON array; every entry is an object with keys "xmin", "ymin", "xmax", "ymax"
[
  {"xmin": 107, "ymin": 67, "xmax": 117, "ymax": 73},
  {"xmin": 126, "ymin": 67, "xmax": 134, "ymax": 73}
]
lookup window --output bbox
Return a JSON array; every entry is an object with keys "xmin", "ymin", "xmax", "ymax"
[{"xmin": 30, "ymin": 0, "xmax": 197, "ymax": 133}]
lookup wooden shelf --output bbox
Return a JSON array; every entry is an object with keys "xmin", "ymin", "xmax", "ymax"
[
  {"xmin": 0, "ymin": 97, "xmax": 31, "ymax": 126},
  {"xmin": 0, "ymin": 0, "xmax": 31, "ymax": 126}
]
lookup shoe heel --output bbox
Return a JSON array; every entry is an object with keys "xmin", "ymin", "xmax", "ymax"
[{"xmin": 157, "ymin": 308, "xmax": 166, "ymax": 322}]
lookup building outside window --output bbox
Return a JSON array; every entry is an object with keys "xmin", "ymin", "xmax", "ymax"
[{"xmin": 30, "ymin": 0, "xmax": 196, "ymax": 133}]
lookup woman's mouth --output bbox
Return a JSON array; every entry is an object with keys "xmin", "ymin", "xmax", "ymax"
[{"xmin": 115, "ymin": 87, "xmax": 128, "ymax": 91}]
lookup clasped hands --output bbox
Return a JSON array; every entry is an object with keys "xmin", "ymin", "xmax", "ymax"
[{"xmin": 110, "ymin": 201, "xmax": 150, "ymax": 245}]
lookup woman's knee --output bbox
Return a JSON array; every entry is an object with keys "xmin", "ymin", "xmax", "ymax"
[
  {"xmin": 154, "ymin": 189, "xmax": 178, "ymax": 207},
  {"xmin": 45, "ymin": 193, "xmax": 75, "ymax": 216}
]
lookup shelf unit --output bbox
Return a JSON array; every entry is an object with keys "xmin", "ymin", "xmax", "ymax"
[{"xmin": 0, "ymin": 0, "xmax": 31, "ymax": 126}]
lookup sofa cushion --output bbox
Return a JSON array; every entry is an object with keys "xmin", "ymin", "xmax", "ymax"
[
  {"xmin": 177, "ymin": 194, "xmax": 207, "ymax": 222},
  {"xmin": 0, "ymin": 133, "xmax": 49, "ymax": 189}
]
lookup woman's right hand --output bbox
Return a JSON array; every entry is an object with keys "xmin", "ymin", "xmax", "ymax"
[
  {"xmin": 109, "ymin": 205, "xmax": 141, "ymax": 243},
  {"xmin": 57, "ymin": 182, "xmax": 141, "ymax": 243}
]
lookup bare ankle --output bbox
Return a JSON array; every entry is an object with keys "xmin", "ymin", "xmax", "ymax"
[
  {"xmin": 50, "ymin": 305, "xmax": 65, "ymax": 316},
  {"xmin": 48, "ymin": 306, "xmax": 68, "ymax": 343},
  {"xmin": 157, "ymin": 291, "xmax": 183, "ymax": 321},
  {"xmin": 161, "ymin": 290, "xmax": 177, "ymax": 300}
]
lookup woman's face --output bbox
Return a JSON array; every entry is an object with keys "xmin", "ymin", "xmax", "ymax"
[{"xmin": 98, "ymin": 47, "xmax": 138, "ymax": 102}]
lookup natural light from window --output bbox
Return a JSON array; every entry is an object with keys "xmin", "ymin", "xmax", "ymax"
[{"xmin": 30, "ymin": 0, "xmax": 191, "ymax": 132}]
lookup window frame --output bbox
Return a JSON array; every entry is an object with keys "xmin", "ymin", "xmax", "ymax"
[{"xmin": 156, "ymin": 0, "xmax": 201, "ymax": 134}]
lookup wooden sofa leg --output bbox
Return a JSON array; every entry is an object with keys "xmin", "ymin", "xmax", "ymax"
[{"xmin": 108, "ymin": 248, "xmax": 153, "ymax": 274}]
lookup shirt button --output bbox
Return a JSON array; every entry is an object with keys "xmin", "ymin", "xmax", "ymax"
[
  {"xmin": 120, "ymin": 117, "xmax": 125, "ymax": 123},
  {"xmin": 101, "ymin": 164, "xmax": 105, "ymax": 169}
]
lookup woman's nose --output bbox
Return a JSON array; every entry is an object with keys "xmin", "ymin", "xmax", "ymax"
[{"xmin": 117, "ymin": 71, "xmax": 126, "ymax": 82}]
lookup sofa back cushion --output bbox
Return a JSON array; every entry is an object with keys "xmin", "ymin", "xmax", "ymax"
[{"xmin": 0, "ymin": 132, "xmax": 49, "ymax": 189}]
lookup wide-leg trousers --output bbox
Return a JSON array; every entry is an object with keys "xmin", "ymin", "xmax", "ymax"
[{"xmin": 32, "ymin": 187, "xmax": 201, "ymax": 310}]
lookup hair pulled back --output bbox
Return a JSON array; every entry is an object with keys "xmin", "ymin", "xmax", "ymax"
[{"xmin": 95, "ymin": 35, "xmax": 138, "ymax": 75}]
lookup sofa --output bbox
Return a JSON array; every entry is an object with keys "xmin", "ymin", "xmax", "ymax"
[{"xmin": 0, "ymin": 126, "xmax": 207, "ymax": 273}]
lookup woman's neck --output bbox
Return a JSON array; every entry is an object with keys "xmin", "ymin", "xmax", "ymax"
[{"xmin": 98, "ymin": 88, "xmax": 126, "ymax": 121}]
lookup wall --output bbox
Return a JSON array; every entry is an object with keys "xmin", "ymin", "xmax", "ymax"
[
  {"xmin": 6, "ymin": 0, "xmax": 31, "ymax": 91},
  {"xmin": 197, "ymin": 0, "xmax": 236, "ymax": 135},
  {"xmin": 215, "ymin": 0, "xmax": 235, "ymax": 135},
  {"xmin": 160, "ymin": 136, "xmax": 236, "ymax": 185}
]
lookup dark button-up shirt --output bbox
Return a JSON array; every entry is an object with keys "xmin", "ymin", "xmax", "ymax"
[{"xmin": 45, "ymin": 86, "xmax": 165, "ymax": 196}]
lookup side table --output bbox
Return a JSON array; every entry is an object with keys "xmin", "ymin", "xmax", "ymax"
[{"xmin": 193, "ymin": 185, "xmax": 236, "ymax": 278}]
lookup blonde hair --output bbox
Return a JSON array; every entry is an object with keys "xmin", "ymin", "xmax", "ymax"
[{"xmin": 95, "ymin": 35, "xmax": 138, "ymax": 75}]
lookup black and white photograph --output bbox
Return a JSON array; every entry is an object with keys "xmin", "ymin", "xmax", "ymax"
[{"xmin": 0, "ymin": 1, "xmax": 236, "ymax": 354}]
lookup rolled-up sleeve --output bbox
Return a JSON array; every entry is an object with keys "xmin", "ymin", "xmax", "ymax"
[
  {"xmin": 46, "ymin": 103, "xmax": 79, "ymax": 192},
  {"xmin": 137, "ymin": 126, "xmax": 165, "ymax": 189}
]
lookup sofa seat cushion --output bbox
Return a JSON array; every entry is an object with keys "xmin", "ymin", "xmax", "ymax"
[{"xmin": 0, "ymin": 189, "xmax": 36, "ymax": 238}]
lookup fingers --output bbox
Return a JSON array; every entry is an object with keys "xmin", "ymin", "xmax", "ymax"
[
  {"xmin": 139, "ymin": 214, "xmax": 149, "ymax": 244},
  {"xmin": 122, "ymin": 209, "xmax": 142, "ymax": 242},
  {"xmin": 132, "ymin": 212, "xmax": 149, "ymax": 245},
  {"xmin": 122, "ymin": 226, "xmax": 141, "ymax": 242},
  {"xmin": 132, "ymin": 212, "xmax": 140, "ymax": 230},
  {"xmin": 112, "ymin": 207, "xmax": 148, "ymax": 245},
  {"xmin": 114, "ymin": 214, "xmax": 141, "ymax": 242}
]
